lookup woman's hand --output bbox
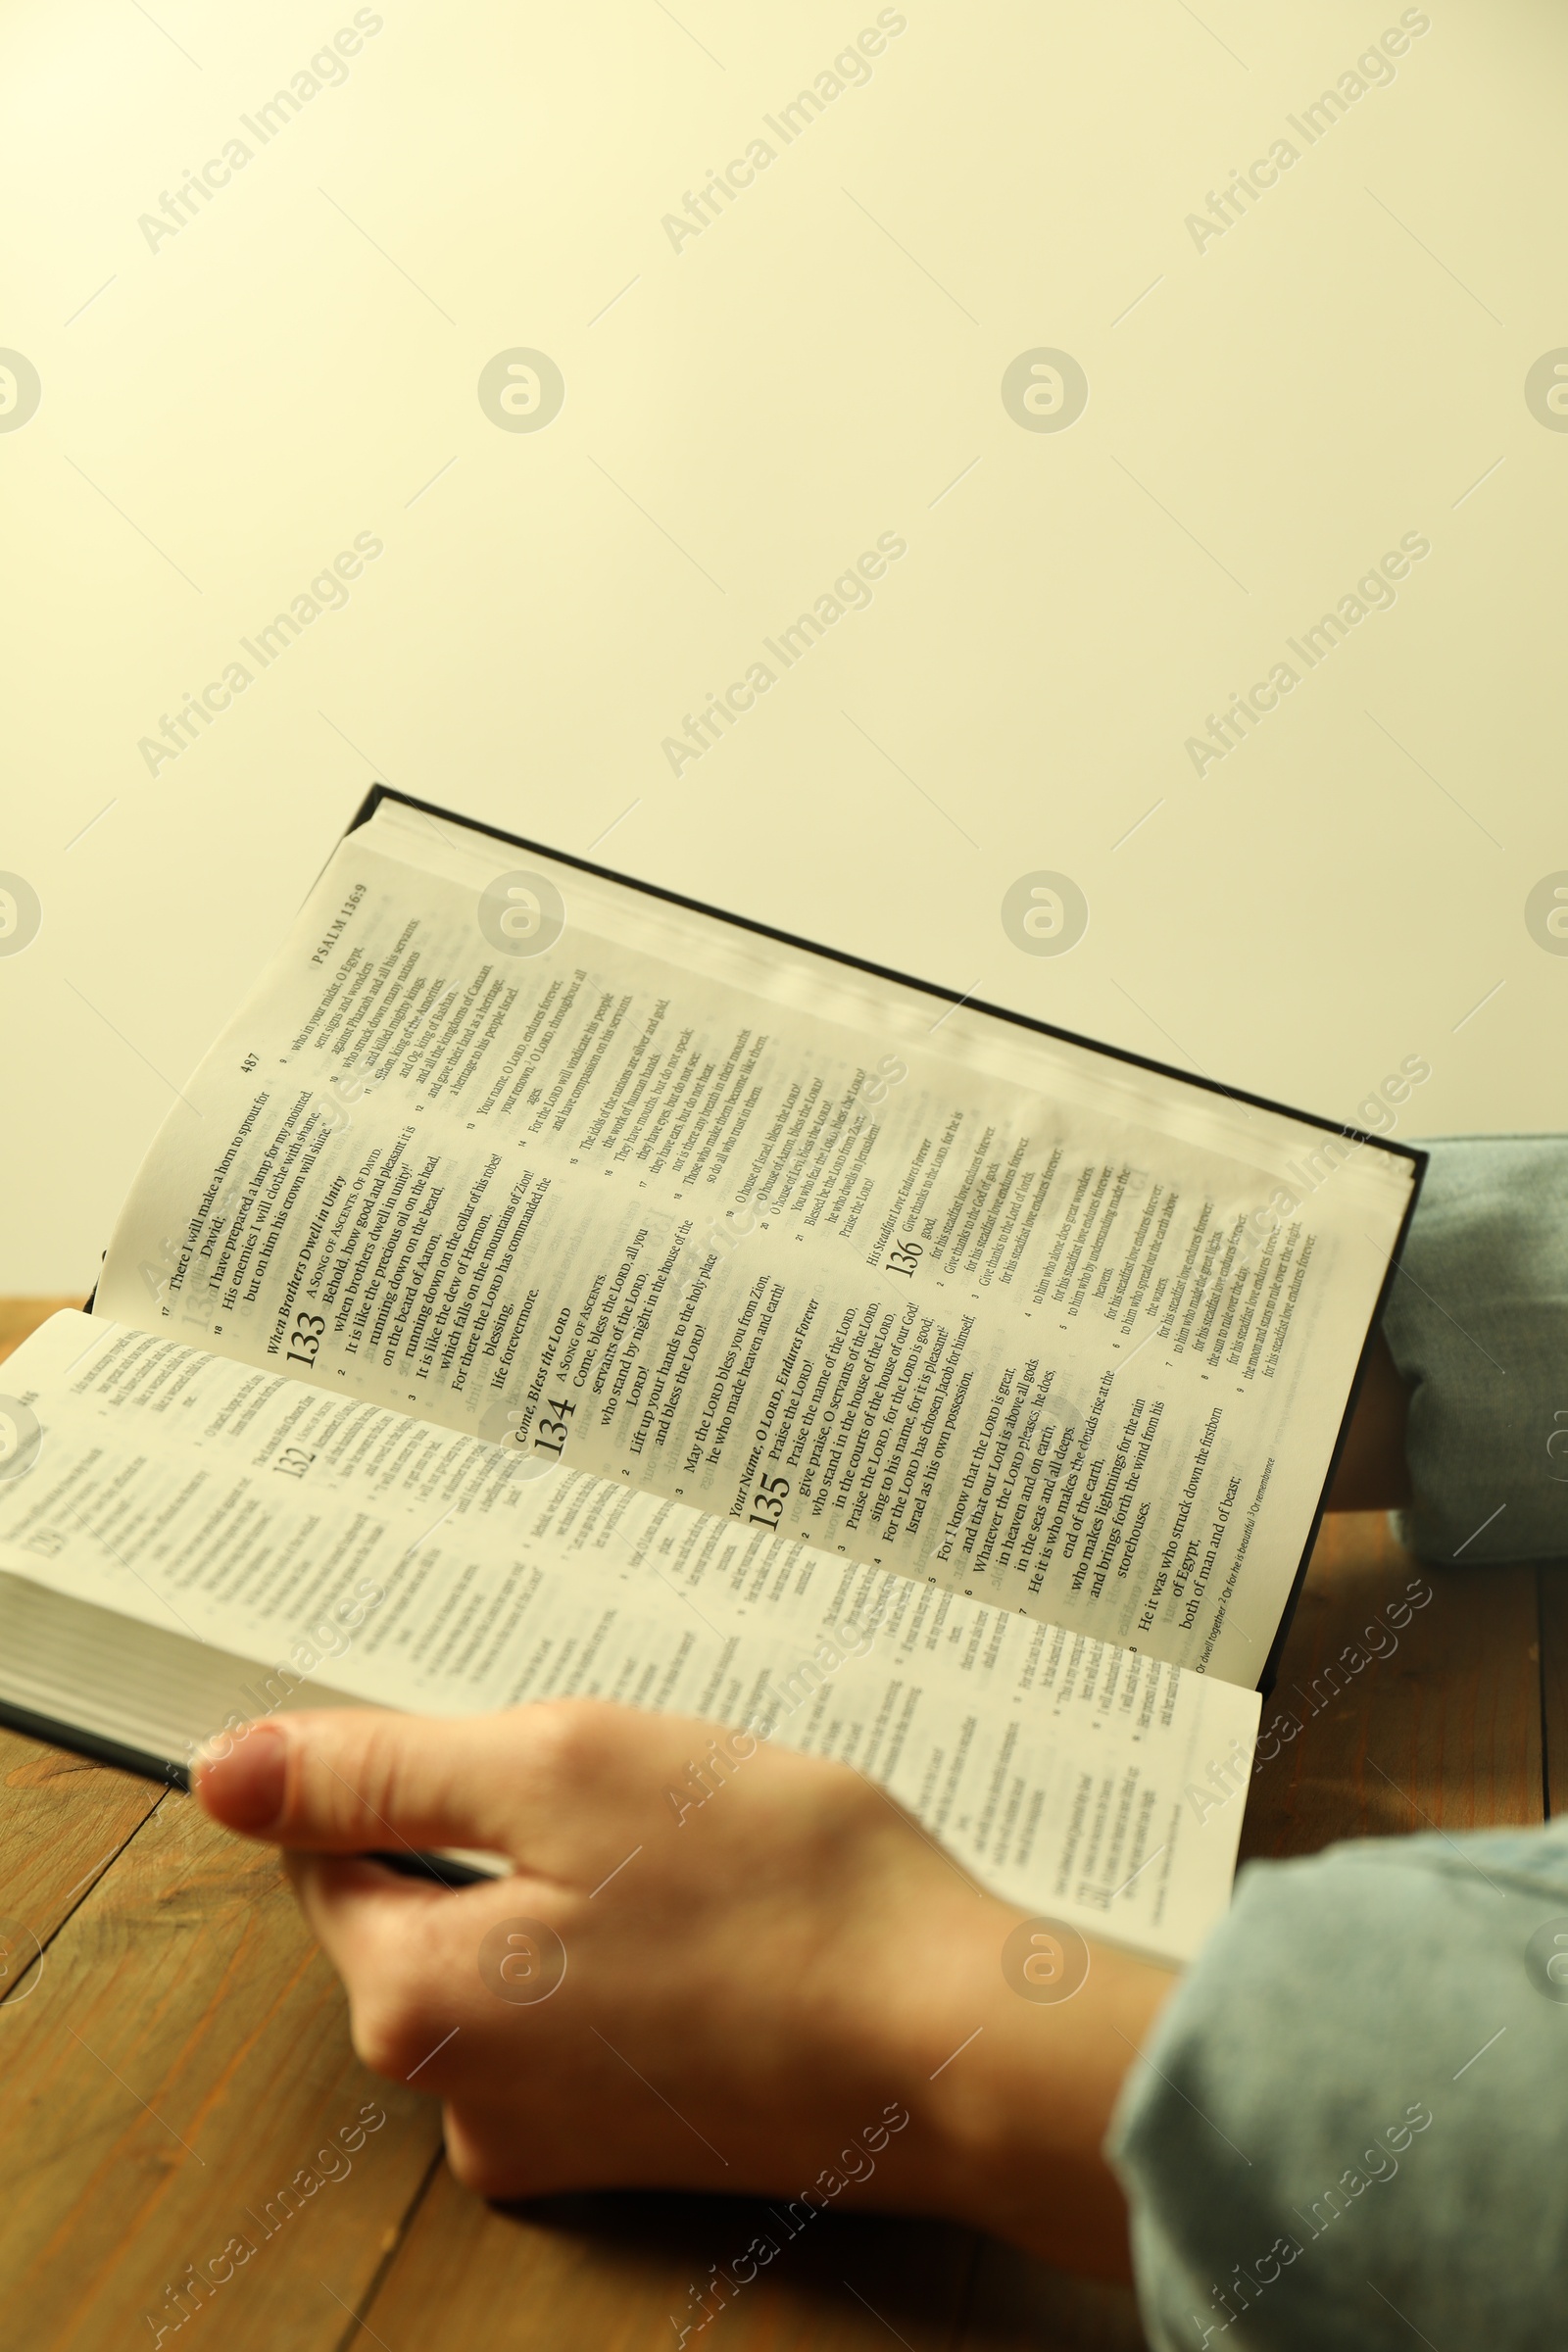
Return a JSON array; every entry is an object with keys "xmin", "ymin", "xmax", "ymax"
[{"xmin": 194, "ymin": 1698, "xmax": 1173, "ymax": 2276}]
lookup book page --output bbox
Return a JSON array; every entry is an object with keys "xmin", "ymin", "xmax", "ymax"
[
  {"xmin": 0, "ymin": 1313, "xmax": 1255, "ymax": 1967},
  {"xmin": 95, "ymin": 800, "xmax": 1416, "ymax": 1684}
]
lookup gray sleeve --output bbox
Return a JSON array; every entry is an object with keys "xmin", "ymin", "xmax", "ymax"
[
  {"xmin": 1105, "ymin": 1824, "xmax": 1568, "ymax": 2350},
  {"xmin": 1380, "ymin": 1135, "xmax": 1568, "ymax": 1564},
  {"xmin": 1105, "ymin": 1134, "xmax": 1568, "ymax": 2347}
]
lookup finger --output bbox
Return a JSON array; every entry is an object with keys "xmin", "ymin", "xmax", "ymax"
[
  {"xmin": 288, "ymin": 1853, "xmax": 540, "ymax": 2089},
  {"xmin": 192, "ymin": 1707, "xmax": 533, "ymax": 1856},
  {"xmin": 288, "ymin": 1851, "xmax": 529, "ymax": 1982},
  {"xmin": 286, "ymin": 1850, "xmax": 452, "ymax": 1980}
]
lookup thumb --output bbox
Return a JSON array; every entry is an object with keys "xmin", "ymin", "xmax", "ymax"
[{"xmin": 193, "ymin": 1708, "xmax": 520, "ymax": 1856}]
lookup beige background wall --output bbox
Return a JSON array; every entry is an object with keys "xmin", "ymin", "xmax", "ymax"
[{"xmin": 1, "ymin": 0, "xmax": 1563, "ymax": 1290}]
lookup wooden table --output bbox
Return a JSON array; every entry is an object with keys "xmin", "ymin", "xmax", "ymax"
[{"xmin": 0, "ymin": 1298, "xmax": 1552, "ymax": 2351}]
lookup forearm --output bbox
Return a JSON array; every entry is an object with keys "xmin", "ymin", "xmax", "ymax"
[
  {"xmin": 859, "ymin": 1890, "xmax": 1174, "ymax": 2278},
  {"xmin": 1108, "ymin": 1821, "xmax": 1568, "ymax": 2349}
]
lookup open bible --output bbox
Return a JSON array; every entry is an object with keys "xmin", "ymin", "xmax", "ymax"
[{"xmin": 0, "ymin": 791, "xmax": 1422, "ymax": 1966}]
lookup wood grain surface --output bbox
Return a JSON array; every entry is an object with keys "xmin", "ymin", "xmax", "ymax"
[
  {"xmin": 1241, "ymin": 1510, "xmax": 1544, "ymax": 1863},
  {"xmin": 0, "ymin": 1299, "xmax": 1550, "ymax": 2349}
]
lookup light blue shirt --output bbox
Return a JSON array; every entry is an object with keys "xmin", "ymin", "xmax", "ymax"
[{"xmin": 1108, "ymin": 1138, "xmax": 1568, "ymax": 2349}]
